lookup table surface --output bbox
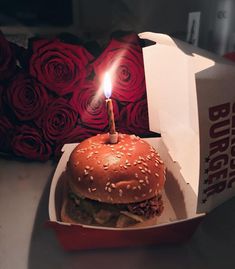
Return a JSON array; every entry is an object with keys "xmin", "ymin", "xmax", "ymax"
[{"xmin": 1, "ymin": 156, "xmax": 235, "ymax": 269}]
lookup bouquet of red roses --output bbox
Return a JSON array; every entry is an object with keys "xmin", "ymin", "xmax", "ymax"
[{"xmin": 0, "ymin": 30, "xmax": 157, "ymax": 161}]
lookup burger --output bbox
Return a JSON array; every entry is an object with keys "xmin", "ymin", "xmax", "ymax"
[{"xmin": 61, "ymin": 133, "xmax": 165, "ymax": 228}]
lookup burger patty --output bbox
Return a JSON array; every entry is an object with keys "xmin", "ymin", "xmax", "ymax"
[
  {"xmin": 127, "ymin": 195, "xmax": 163, "ymax": 219},
  {"xmin": 67, "ymin": 191, "xmax": 163, "ymax": 226}
]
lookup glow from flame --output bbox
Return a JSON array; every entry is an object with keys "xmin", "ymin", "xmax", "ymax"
[{"xmin": 103, "ymin": 72, "xmax": 112, "ymax": 99}]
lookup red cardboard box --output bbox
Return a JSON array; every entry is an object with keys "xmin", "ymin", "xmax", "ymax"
[{"xmin": 47, "ymin": 32, "xmax": 235, "ymax": 251}]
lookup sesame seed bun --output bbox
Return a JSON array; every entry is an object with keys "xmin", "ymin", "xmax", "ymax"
[{"xmin": 67, "ymin": 133, "xmax": 165, "ymax": 204}]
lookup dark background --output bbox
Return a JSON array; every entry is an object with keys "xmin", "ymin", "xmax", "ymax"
[{"xmin": 0, "ymin": 0, "xmax": 235, "ymax": 55}]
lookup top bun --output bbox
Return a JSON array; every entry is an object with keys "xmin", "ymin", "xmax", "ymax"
[{"xmin": 67, "ymin": 133, "xmax": 165, "ymax": 204}]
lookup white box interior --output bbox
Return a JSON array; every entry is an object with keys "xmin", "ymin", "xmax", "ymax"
[{"xmin": 49, "ymin": 138, "xmax": 204, "ymax": 230}]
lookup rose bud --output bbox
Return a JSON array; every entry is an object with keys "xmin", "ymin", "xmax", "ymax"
[
  {"xmin": 38, "ymin": 98, "xmax": 78, "ymax": 143},
  {"xmin": 93, "ymin": 32, "xmax": 146, "ymax": 103},
  {"xmin": 11, "ymin": 125, "xmax": 52, "ymax": 161},
  {"xmin": 7, "ymin": 72, "xmax": 48, "ymax": 121},
  {"xmin": 70, "ymin": 80, "xmax": 119, "ymax": 131},
  {"xmin": 30, "ymin": 39, "xmax": 94, "ymax": 96}
]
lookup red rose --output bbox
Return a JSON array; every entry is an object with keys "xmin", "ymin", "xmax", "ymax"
[
  {"xmin": 11, "ymin": 125, "xmax": 52, "ymax": 161},
  {"xmin": 30, "ymin": 39, "xmax": 94, "ymax": 96},
  {"xmin": 7, "ymin": 73, "xmax": 48, "ymax": 121},
  {"xmin": 39, "ymin": 98, "xmax": 78, "ymax": 142},
  {"xmin": 93, "ymin": 33, "xmax": 146, "ymax": 102},
  {"xmin": 118, "ymin": 99, "xmax": 152, "ymax": 135},
  {"xmin": 54, "ymin": 125, "xmax": 100, "ymax": 159},
  {"xmin": 0, "ymin": 116, "xmax": 14, "ymax": 152},
  {"xmin": 70, "ymin": 80, "xmax": 119, "ymax": 131},
  {"xmin": 0, "ymin": 31, "xmax": 16, "ymax": 80}
]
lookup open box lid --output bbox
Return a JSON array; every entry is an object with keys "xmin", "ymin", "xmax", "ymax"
[{"xmin": 139, "ymin": 32, "xmax": 235, "ymax": 213}]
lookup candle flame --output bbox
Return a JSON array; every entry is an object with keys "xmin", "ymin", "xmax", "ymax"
[{"xmin": 103, "ymin": 72, "xmax": 112, "ymax": 99}]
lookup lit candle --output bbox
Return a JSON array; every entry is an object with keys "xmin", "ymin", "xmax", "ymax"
[{"xmin": 103, "ymin": 72, "xmax": 118, "ymax": 143}]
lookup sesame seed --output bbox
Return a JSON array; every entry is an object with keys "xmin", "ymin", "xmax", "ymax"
[
  {"xmin": 143, "ymin": 162, "xmax": 148, "ymax": 167},
  {"xmin": 138, "ymin": 185, "xmax": 141, "ymax": 190},
  {"xmin": 142, "ymin": 194, "xmax": 146, "ymax": 197},
  {"xmin": 119, "ymin": 189, "xmax": 123, "ymax": 196},
  {"xmin": 144, "ymin": 167, "xmax": 148, "ymax": 171},
  {"xmin": 85, "ymin": 165, "xmax": 90, "ymax": 170},
  {"xmin": 145, "ymin": 179, "xmax": 149, "ymax": 184},
  {"xmin": 106, "ymin": 182, "xmax": 111, "ymax": 186},
  {"xmin": 135, "ymin": 173, "xmax": 138, "ymax": 178},
  {"xmin": 97, "ymin": 160, "xmax": 101, "ymax": 164},
  {"xmin": 108, "ymin": 187, "xmax": 112, "ymax": 192},
  {"xmin": 111, "ymin": 183, "xmax": 116, "ymax": 188},
  {"xmin": 78, "ymin": 177, "xmax": 81, "ymax": 181},
  {"xmin": 137, "ymin": 160, "xmax": 141, "ymax": 164},
  {"xmin": 90, "ymin": 176, "xmax": 94, "ymax": 181},
  {"xmin": 133, "ymin": 162, "xmax": 137, "ymax": 166},
  {"xmin": 84, "ymin": 169, "xmax": 89, "ymax": 175},
  {"xmin": 155, "ymin": 173, "xmax": 159, "ymax": 177},
  {"xmin": 139, "ymin": 179, "xmax": 144, "ymax": 183},
  {"xmin": 147, "ymin": 170, "xmax": 151, "ymax": 174},
  {"xmin": 125, "ymin": 160, "xmax": 129, "ymax": 163},
  {"xmin": 126, "ymin": 163, "xmax": 131, "ymax": 166},
  {"xmin": 94, "ymin": 151, "xmax": 98, "ymax": 154},
  {"xmin": 116, "ymin": 155, "xmax": 121, "ymax": 158},
  {"xmin": 155, "ymin": 163, "xmax": 158, "ymax": 167},
  {"xmin": 124, "ymin": 165, "xmax": 127, "ymax": 169},
  {"xmin": 157, "ymin": 183, "xmax": 160, "ymax": 187},
  {"xmin": 88, "ymin": 188, "xmax": 91, "ymax": 193},
  {"xmin": 159, "ymin": 160, "xmax": 163, "ymax": 164},
  {"xmin": 132, "ymin": 186, "xmax": 137, "ymax": 190},
  {"xmin": 104, "ymin": 166, "xmax": 109, "ymax": 170},
  {"xmin": 141, "ymin": 170, "xmax": 146, "ymax": 174},
  {"xmin": 139, "ymin": 166, "xmax": 143, "ymax": 170},
  {"xmin": 149, "ymin": 189, "xmax": 152, "ymax": 193},
  {"xmin": 126, "ymin": 184, "xmax": 131, "ymax": 189},
  {"xmin": 91, "ymin": 188, "xmax": 97, "ymax": 192}
]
